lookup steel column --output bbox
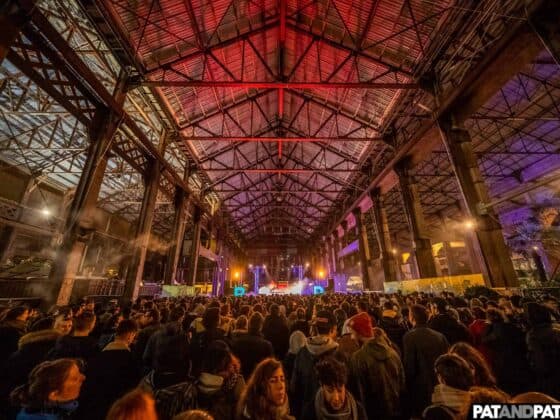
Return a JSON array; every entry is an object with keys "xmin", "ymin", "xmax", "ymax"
[
  {"xmin": 395, "ymin": 158, "xmax": 438, "ymax": 278},
  {"xmin": 122, "ymin": 159, "xmax": 161, "ymax": 302},
  {"xmin": 369, "ymin": 189, "xmax": 400, "ymax": 286},
  {"xmin": 186, "ymin": 206, "xmax": 203, "ymax": 286},
  {"xmin": 438, "ymin": 116, "xmax": 518, "ymax": 287},
  {"xmin": 164, "ymin": 187, "xmax": 189, "ymax": 285},
  {"xmin": 331, "ymin": 233, "xmax": 340, "ymax": 274},
  {"xmin": 352, "ymin": 207, "xmax": 372, "ymax": 290}
]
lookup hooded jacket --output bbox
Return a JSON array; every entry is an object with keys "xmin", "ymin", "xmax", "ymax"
[
  {"xmin": 428, "ymin": 313, "xmax": 472, "ymax": 345},
  {"xmin": 290, "ymin": 335, "xmax": 341, "ymax": 418},
  {"xmin": 0, "ymin": 329, "xmax": 61, "ymax": 402},
  {"xmin": 348, "ymin": 336, "xmax": 405, "ymax": 420}
]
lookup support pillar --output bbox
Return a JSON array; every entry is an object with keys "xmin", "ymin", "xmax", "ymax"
[
  {"xmin": 48, "ymin": 110, "xmax": 115, "ymax": 305},
  {"xmin": 527, "ymin": 0, "xmax": 560, "ymax": 67},
  {"xmin": 164, "ymin": 187, "xmax": 188, "ymax": 285},
  {"xmin": 331, "ymin": 233, "xmax": 340, "ymax": 274},
  {"xmin": 122, "ymin": 158, "xmax": 161, "ymax": 302},
  {"xmin": 531, "ymin": 247, "xmax": 549, "ymax": 283},
  {"xmin": 438, "ymin": 115, "xmax": 518, "ymax": 287},
  {"xmin": 340, "ymin": 220, "xmax": 348, "ymax": 270},
  {"xmin": 326, "ymin": 236, "xmax": 335, "ymax": 276},
  {"xmin": 395, "ymin": 157, "xmax": 438, "ymax": 278},
  {"xmin": 369, "ymin": 189, "xmax": 400, "ymax": 286},
  {"xmin": 352, "ymin": 207, "xmax": 372, "ymax": 290},
  {"xmin": 187, "ymin": 205, "xmax": 202, "ymax": 286}
]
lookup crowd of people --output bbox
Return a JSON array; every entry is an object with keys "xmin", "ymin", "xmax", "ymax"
[{"xmin": 0, "ymin": 290, "xmax": 559, "ymax": 420}]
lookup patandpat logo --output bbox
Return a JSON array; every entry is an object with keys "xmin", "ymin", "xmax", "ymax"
[{"xmin": 471, "ymin": 404, "xmax": 560, "ymax": 419}]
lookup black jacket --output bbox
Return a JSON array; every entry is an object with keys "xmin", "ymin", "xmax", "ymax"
[
  {"xmin": 0, "ymin": 329, "xmax": 60, "ymax": 415},
  {"xmin": 48, "ymin": 335, "xmax": 99, "ymax": 361},
  {"xmin": 526, "ymin": 324, "xmax": 560, "ymax": 399},
  {"xmin": 378, "ymin": 316, "xmax": 408, "ymax": 353},
  {"xmin": 428, "ymin": 313, "xmax": 472, "ymax": 345},
  {"xmin": 290, "ymin": 336, "xmax": 342, "ymax": 419},
  {"xmin": 231, "ymin": 332, "xmax": 273, "ymax": 380},
  {"xmin": 482, "ymin": 322, "xmax": 533, "ymax": 395},
  {"xmin": 262, "ymin": 314, "xmax": 290, "ymax": 359},
  {"xmin": 0, "ymin": 320, "xmax": 27, "ymax": 360},
  {"xmin": 403, "ymin": 325, "xmax": 449, "ymax": 416},
  {"xmin": 78, "ymin": 343, "xmax": 141, "ymax": 420}
]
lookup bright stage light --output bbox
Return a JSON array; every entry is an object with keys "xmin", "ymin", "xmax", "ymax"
[
  {"xmin": 532, "ymin": 246, "xmax": 539, "ymax": 251},
  {"xmin": 391, "ymin": 248, "xmax": 397, "ymax": 255},
  {"xmin": 318, "ymin": 270, "xmax": 324, "ymax": 278},
  {"xmin": 463, "ymin": 219, "xmax": 475, "ymax": 230},
  {"xmin": 234, "ymin": 271, "xmax": 240, "ymax": 279},
  {"xmin": 41, "ymin": 208, "xmax": 51, "ymax": 217},
  {"xmin": 305, "ymin": 262, "xmax": 310, "ymax": 268},
  {"xmin": 248, "ymin": 264, "xmax": 253, "ymax": 269}
]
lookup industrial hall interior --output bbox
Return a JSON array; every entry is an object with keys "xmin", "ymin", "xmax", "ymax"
[{"xmin": 2, "ymin": 0, "xmax": 560, "ymax": 420}]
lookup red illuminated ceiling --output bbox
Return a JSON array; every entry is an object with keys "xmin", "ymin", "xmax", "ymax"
[{"xmin": 79, "ymin": 0, "xmax": 532, "ymax": 245}]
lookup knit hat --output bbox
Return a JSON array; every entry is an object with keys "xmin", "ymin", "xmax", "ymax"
[{"xmin": 347, "ymin": 312, "xmax": 373, "ymax": 338}]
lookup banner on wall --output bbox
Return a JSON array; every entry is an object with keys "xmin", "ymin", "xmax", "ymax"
[{"xmin": 384, "ymin": 274, "xmax": 485, "ymax": 294}]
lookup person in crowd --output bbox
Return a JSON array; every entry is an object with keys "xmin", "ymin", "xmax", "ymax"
[
  {"xmin": 482, "ymin": 307, "xmax": 532, "ymax": 395},
  {"xmin": 337, "ymin": 319, "xmax": 360, "ymax": 359},
  {"xmin": 78, "ymin": 319, "xmax": 140, "ymax": 419},
  {"xmin": 423, "ymin": 354, "xmax": 475, "ymax": 420},
  {"xmin": 106, "ymin": 389, "xmax": 158, "ymax": 420},
  {"xmin": 219, "ymin": 303, "xmax": 235, "ymax": 335},
  {"xmin": 428, "ymin": 298, "xmax": 471, "ymax": 345},
  {"xmin": 303, "ymin": 357, "xmax": 366, "ymax": 420},
  {"xmin": 193, "ymin": 341, "xmax": 245, "ymax": 420},
  {"xmin": 290, "ymin": 308, "xmax": 310, "ymax": 337},
  {"xmin": 11, "ymin": 358, "xmax": 85, "ymax": 420},
  {"xmin": 173, "ymin": 410, "xmax": 214, "ymax": 420},
  {"xmin": 263, "ymin": 304, "xmax": 290, "ymax": 359},
  {"xmin": 290, "ymin": 310, "xmax": 341, "ymax": 418},
  {"xmin": 449, "ymin": 342, "xmax": 496, "ymax": 388},
  {"xmin": 525, "ymin": 302, "xmax": 560, "ymax": 399},
  {"xmin": 0, "ymin": 306, "xmax": 30, "ymax": 360},
  {"xmin": 237, "ymin": 357, "xmax": 293, "ymax": 420},
  {"xmin": 333, "ymin": 309, "xmax": 347, "ymax": 338},
  {"xmin": 0, "ymin": 317, "xmax": 61, "ymax": 413},
  {"xmin": 133, "ymin": 308, "xmax": 161, "ymax": 365},
  {"xmin": 377, "ymin": 301, "xmax": 408, "ymax": 354},
  {"xmin": 230, "ymin": 315, "xmax": 248, "ymax": 340},
  {"xmin": 347, "ymin": 313, "xmax": 404, "ymax": 420},
  {"xmin": 468, "ymin": 306, "xmax": 489, "ymax": 357},
  {"xmin": 456, "ymin": 387, "xmax": 510, "ymax": 420},
  {"xmin": 144, "ymin": 307, "xmax": 186, "ymax": 372},
  {"xmin": 231, "ymin": 312, "xmax": 274, "ymax": 380},
  {"xmin": 403, "ymin": 304, "xmax": 449, "ymax": 417},
  {"xmin": 510, "ymin": 392, "xmax": 559, "ymax": 404},
  {"xmin": 284, "ymin": 330, "xmax": 306, "ymax": 383},
  {"xmin": 141, "ymin": 309, "xmax": 190, "ymax": 392},
  {"xmin": 48, "ymin": 311, "xmax": 97, "ymax": 361},
  {"xmin": 190, "ymin": 307, "xmax": 226, "ymax": 376}
]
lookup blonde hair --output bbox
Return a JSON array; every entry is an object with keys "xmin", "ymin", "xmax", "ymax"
[{"xmin": 106, "ymin": 389, "xmax": 157, "ymax": 420}]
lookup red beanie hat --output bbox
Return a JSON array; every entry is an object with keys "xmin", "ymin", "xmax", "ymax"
[{"xmin": 348, "ymin": 312, "xmax": 373, "ymax": 338}]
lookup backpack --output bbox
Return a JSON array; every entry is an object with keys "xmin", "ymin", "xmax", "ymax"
[{"xmin": 154, "ymin": 380, "xmax": 197, "ymax": 420}]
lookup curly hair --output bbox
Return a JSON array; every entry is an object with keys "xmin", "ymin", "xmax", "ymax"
[{"xmin": 237, "ymin": 358, "xmax": 287, "ymax": 419}]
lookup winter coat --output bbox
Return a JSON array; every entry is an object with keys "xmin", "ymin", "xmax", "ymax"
[
  {"xmin": 348, "ymin": 336, "xmax": 405, "ymax": 420},
  {"xmin": 189, "ymin": 329, "xmax": 227, "ymax": 377},
  {"xmin": 428, "ymin": 313, "xmax": 471, "ymax": 345},
  {"xmin": 0, "ymin": 329, "xmax": 61, "ymax": 417},
  {"xmin": 133, "ymin": 322, "xmax": 161, "ymax": 364},
  {"xmin": 290, "ymin": 335, "xmax": 342, "ymax": 419},
  {"xmin": 403, "ymin": 325, "xmax": 449, "ymax": 416},
  {"xmin": 195, "ymin": 372, "xmax": 245, "ymax": 420},
  {"xmin": 143, "ymin": 322, "xmax": 188, "ymax": 372},
  {"xmin": 526, "ymin": 324, "xmax": 560, "ymax": 399},
  {"xmin": 231, "ymin": 332, "xmax": 273, "ymax": 380},
  {"xmin": 337, "ymin": 335, "xmax": 360, "ymax": 360},
  {"xmin": 482, "ymin": 322, "xmax": 533, "ymax": 395},
  {"xmin": 77, "ymin": 342, "xmax": 141, "ymax": 420},
  {"xmin": 378, "ymin": 313, "xmax": 408, "ymax": 353},
  {"xmin": 0, "ymin": 320, "xmax": 27, "ymax": 360},
  {"xmin": 263, "ymin": 315, "xmax": 290, "ymax": 359},
  {"xmin": 48, "ymin": 335, "xmax": 98, "ymax": 361}
]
